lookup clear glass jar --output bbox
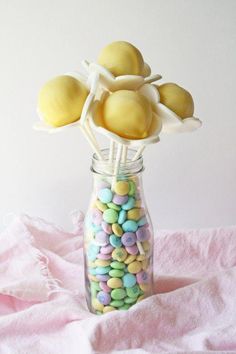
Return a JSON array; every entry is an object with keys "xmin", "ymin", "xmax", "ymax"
[{"xmin": 84, "ymin": 149, "xmax": 154, "ymax": 314}]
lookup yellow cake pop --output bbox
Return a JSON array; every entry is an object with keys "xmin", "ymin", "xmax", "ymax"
[
  {"xmin": 98, "ymin": 41, "xmax": 145, "ymax": 77},
  {"xmin": 38, "ymin": 75, "xmax": 89, "ymax": 127},
  {"xmin": 158, "ymin": 83, "xmax": 194, "ymax": 119},
  {"xmin": 101, "ymin": 90, "xmax": 153, "ymax": 140}
]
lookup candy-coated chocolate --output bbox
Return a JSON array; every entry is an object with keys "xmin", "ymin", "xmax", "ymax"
[
  {"xmin": 142, "ymin": 259, "xmax": 149, "ymax": 271},
  {"xmin": 124, "ymin": 254, "xmax": 136, "ymax": 264},
  {"xmin": 92, "ymin": 298, "xmax": 104, "ymax": 312},
  {"xmin": 109, "ymin": 269, "xmax": 124, "ymax": 277},
  {"xmin": 88, "ymin": 268, "xmax": 97, "ymax": 275},
  {"xmin": 126, "ymin": 284, "xmax": 140, "ymax": 298},
  {"xmin": 121, "ymin": 232, "xmax": 136, "ymax": 247},
  {"xmin": 91, "ymin": 208, "xmax": 103, "ymax": 225},
  {"xmin": 110, "ymin": 261, "xmax": 126, "ymax": 270},
  {"xmin": 111, "ymin": 288, "xmax": 126, "ymax": 300},
  {"xmin": 137, "ymin": 294, "xmax": 145, "ymax": 302},
  {"xmin": 103, "ymin": 306, "xmax": 116, "ymax": 313},
  {"xmin": 137, "ymin": 216, "xmax": 147, "ymax": 227},
  {"xmin": 107, "ymin": 202, "xmax": 121, "ymax": 211},
  {"xmin": 112, "ymin": 223, "xmax": 123, "ymax": 237},
  {"xmin": 91, "ymin": 281, "xmax": 101, "ymax": 292},
  {"xmin": 128, "ymin": 180, "xmax": 136, "ymax": 196},
  {"xmin": 98, "ymin": 188, "xmax": 113, "ymax": 204},
  {"xmin": 110, "ymin": 300, "xmax": 124, "ymax": 308},
  {"xmin": 124, "ymin": 297, "xmax": 137, "ymax": 304},
  {"xmin": 139, "ymin": 283, "xmax": 150, "ymax": 292},
  {"xmin": 136, "ymin": 271, "xmax": 149, "ymax": 284},
  {"xmin": 112, "ymin": 247, "xmax": 128, "ymax": 262},
  {"xmin": 97, "ymin": 291, "xmax": 111, "ymax": 305},
  {"xmin": 142, "ymin": 240, "xmax": 150, "ymax": 252},
  {"xmin": 109, "ymin": 234, "xmax": 122, "ymax": 248},
  {"xmin": 118, "ymin": 210, "xmax": 126, "ymax": 224},
  {"xmin": 100, "ymin": 244, "xmax": 114, "ymax": 255},
  {"xmin": 103, "ymin": 209, "xmax": 118, "ymax": 224},
  {"xmin": 125, "ymin": 244, "xmax": 139, "ymax": 255},
  {"xmin": 95, "ymin": 231, "xmax": 109, "ymax": 246},
  {"xmin": 136, "ymin": 254, "xmax": 146, "ymax": 261},
  {"xmin": 127, "ymin": 261, "xmax": 142, "ymax": 274},
  {"xmin": 95, "ymin": 200, "xmax": 108, "ymax": 212},
  {"xmin": 114, "ymin": 181, "xmax": 129, "ymax": 196},
  {"xmin": 96, "ymin": 274, "xmax": 110, "ymax": 282},
  {"xmin": 123, "ymin": 273, "xmax": 137, "ymax": 288},
  {"xmin": 94, "ymin": 259, "xmax": 111, "ymax": 267},
  {"xmin": 112, "ymin": 194, "xmax": 129, "ymax": 205},
  {"xmin": 95, "ymin": 266, "xmax": 111, "ymax": 275},
  {"xmin": 101, "ymin": 221, "xmax": 112, "ymax": 234},
  {"xmin": 122, "ymin": 197, "xmax": 135, "ymax": 211},
  {"xmin": 107, "ymin": 277, "xmax": 123, "ymax": 289},
  {"xmin": 119, "ymin": 304, "xmax": 130, "ymax": 310},
  {"xmin": 87, "ymin": 244, "xmax": 100, "ymax": 261},
  {"xmin": 127, "ymin": 208, "xmax": 143, "ymax": 221},
  {"xmin": 97, "ymin": 253, "xmax": 112, "ymax": 260},
  {"xmin": 136, "ymin": 226, "xmax": 150, "ymax": 241},
  {"xmin": 122, "ymin": 220, "xmax": 138, "ymax": 232}
]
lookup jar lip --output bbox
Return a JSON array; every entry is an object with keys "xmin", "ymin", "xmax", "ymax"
[{"xmin": 91, "ymin": 148, "xmax": 144, "ymax": 176}]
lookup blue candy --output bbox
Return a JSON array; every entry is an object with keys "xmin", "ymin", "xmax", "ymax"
[
  {"xmin": 122, "ymin": 220, "xmax": 138, "ymax": 232},
  {"xmin": 98, "ymin": 188, "xmax": 113, "ymax": 204},
  {"xmin": 137, "ymin": 216, "xmax": 148, "ymax": 227},
  {"xmin": 122, "ymin": 197, "xmax": 135, "ymax": 211},
  {"xmin": 118, "ymin": 209, "xmax": 127, "ymax": 224},
  {"xmin": 123, "ymin": 273, "xmax": 137, "ymax": 288},
  {"xmin": 87, "ymin": 244, "xmax": 100, "ymax": 261},
  {"xmin": 88, "ymin": 268, "xmax": 97, "ymax": 275},
  {"xmin": 109, "ymin": 234, "xmax": 122, "ymax": 248},
  {"xmin": 95, "ymin": 266, "xmax": 111, "ymax": 275}
]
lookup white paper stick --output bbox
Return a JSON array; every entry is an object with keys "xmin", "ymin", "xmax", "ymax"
[
  {"xmin": 121, "ymin": 145, "xmax": 128, "ymax": 164},
  {"xmin": 112, "ymin": 143, "xmax": 122, "ymax": 189},
  {"xmin": 132, "ymin": 145, "xmax": 145, "ymax": 161},
  {"xmin": 109, "ymin": 140, "xmax": 115, "ymax": 163},
  {"xmin": 80, "ymin": 126, "xmax": 103, "ymax": 160},
  {"xmin": 84, "ymin": 122, "xmax": 104, "ymax": 160},
  {"xmin": 137, "ymin": 241, "xmax": 145, "ymax": 255}
]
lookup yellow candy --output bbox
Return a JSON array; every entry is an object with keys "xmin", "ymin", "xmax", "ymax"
[
  {"xmin": 134, "ymin": 200, "xmax": 142, "ymax": 208},
  {"xmin": 127, "ymin": 208, "xmax": 143, "ymax": 221},
  {"xmin": 137, "ymin": 295, "xmax": 145, "ymax": 303},
  {"xmin": 158, "ymin": 83, "xmax": 194, "ymax": 119},
  {"xmin": 92, "ymin": 298, "xmax": 104, "ymax": 312},
  {"xmin": 98, "ymin": 41, "xmax": 145, "ymax": 77},
  {"xmin": 127, "ymin": 261, "xmax": 142, "ymax": 274},
  {"xmin": 124, "ymin": 254, "xmax": 136, "ymax": 264},
  {"xmin": 107, "ymin": 277, "xmax": 123, "ymax": 289},
  {"xmin": 139, "ymin": 283, "xmax": 150, "ymax": 292},
  {"xmin": 94, "ymin": 259, "xmax": 111, "ymax": 267},
  {"xmin": 114, "ymin": 181, "xmax": 129, "ymax": 196},
  {"xmin": 38, "ymin": 75, "xmax": 89, "ymax": 127},
  {"xmin": 88, "ymin": 261, "xmax": 96, "ymax": 268},
  {"xmin": 142, "ymin": 241, "xmax": 150, "ymax": 252},
  {"xmin": 95, "ymin": 200, "xmax": 107, "ymax": 212},
  {"xmin": 136, "ymin": 254, "xmax": 146, "ymax": 261},
  {"xmin": 103, "ymin": 306, "xmax": 116, "ymax": 313},
  {"xmin": 112, "ymin": 247, "xmax": 128, "ymax": 262},
  {"xmin": 88, "ymin": 274, "xmax": 99, "ymax": 282},
  {"xmin": 112, "ymin": 223, "xmax": 123, "ymax": 237},
  {"xmin": 142, "ymin": 258, "xmax": 149, "ymax": 271},
  {"xmin": 103, "ymin": 90, "xmax": 153, "ymax": 140}
]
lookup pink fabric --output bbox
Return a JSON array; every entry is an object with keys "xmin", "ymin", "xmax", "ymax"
[{"xmin": 0, "ymin": 214, "xmax": 236, "ymax": 354}]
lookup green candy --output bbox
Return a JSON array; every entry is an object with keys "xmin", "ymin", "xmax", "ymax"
[
  {"xmin": 128, "ymin": 180, "xmax": 136, "ymax": 196},
  {"xmin": 111, "ymin": 288, "xmax": 127, "ymax": 300},
  {"xmin": 126, "ymin": 285, "xmax": 140, "ymax": 298},
  {"xmin": 107, "ymin": 203, "xmax": 121, "ymax": 211},
  {"xmin": 109, "ymin": 269, "xmax": 125, "ymax": 278},
  {"xmin": 110, "ymin": 300, "xmax": 124, "ymax": 308},
  {"xmin": 110, "ymin": 261, "xmax": 126, "ymax": 270},
  {"xmin": 103, "ymin": 209, "xmax": 118, "ymax": 224},
  {"xmin": 96, "ymin": 311, "xmax": 102, "ymax": 315},
  {"xmin": 91, "ymin": 281, "xmax": 101, "ymax": 292},
  {"xmin": 124, "ymin": 297, "xmax": 137, "ymax": 304},
  {"xmin": 119, "ymin": 304, "xmax": 131, "ymax": 310}
]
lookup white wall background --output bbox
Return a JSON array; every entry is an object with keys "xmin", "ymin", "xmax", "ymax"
[{"xmin": 0, "ymin": 0, "xmax": 235, "ymax": 232}]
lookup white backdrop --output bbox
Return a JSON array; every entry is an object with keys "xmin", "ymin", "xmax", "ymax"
[{"xmin": 0, "ymin": 0, "xmax": 235, "ymax": 232}]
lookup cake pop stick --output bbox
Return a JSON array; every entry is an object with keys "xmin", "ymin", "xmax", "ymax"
[
  {"xmin": 109, "ymin": 140, "xmax": 115, "ymax": 163},
  {"xmin": 122, "ymin": 145, "xmax": 128, "ymax": 164},
  {"xmin": 112, "ymin": 143, "xmax": 123, "ymax": 189},
  {"xmin": 80, "ymin": 125, "xmax": 103, "ymax": 160},
  {"xmin": 137, "ymin": 241, "xmax": 145, "ymax": 255},
  {"xmin": 132, "ymin": 145, "xmax": 145, "ymax": 161}
]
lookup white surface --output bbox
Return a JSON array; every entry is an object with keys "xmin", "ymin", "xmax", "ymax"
[{"xmin": 0, "ymin": 0, "xmax": 235, "ymax": 232}]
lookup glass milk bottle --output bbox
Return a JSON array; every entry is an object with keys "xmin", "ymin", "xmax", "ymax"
[{"xmin": 84, "ymin": 149, "xmax": 153, "ymax": 314}]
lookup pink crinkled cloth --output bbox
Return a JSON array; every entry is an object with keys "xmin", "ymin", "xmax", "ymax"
[{"xmin": 0, "ymin": 213, "xmax": 236, "ymax": 354}]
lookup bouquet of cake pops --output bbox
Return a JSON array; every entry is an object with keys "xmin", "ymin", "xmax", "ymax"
[{"xmin": 35, "ymin": 41, "xmax": 201, "ymax": 314}]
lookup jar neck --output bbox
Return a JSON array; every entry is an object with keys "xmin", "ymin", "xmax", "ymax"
[{"xmin": 91, "ymin": 148, "xmax": 144, "ymax": 177}]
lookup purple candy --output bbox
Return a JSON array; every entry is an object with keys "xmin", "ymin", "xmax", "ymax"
[
  {"xmin": 136, "ymin": 271, "xmax": 149, "ymax": 284},
  {"xmin": 125, "ymin": 244, "xmax": 139, "ymax": 255},
  {"xmin": 101, "ymin": 221, "xmax": 112, "ymax": 234},
  {"xmin": 121, "ymin": 232, "xmax": 137, "ymax": 247},
  {"xmin": 100, "ymin": 244, "xmax": 114, "ymax": 254},
  {"xmin": 99, "ymin": 281, "xmax": 111, "ymax": 293},
  {"xmin": 113, "ymin": 194, "xmax": 129, "ymax": 205},
  {"xmin": 97, "ymin": 291, "xmax": 111, "ymax": 305},
  {"xmin": 91, "ymin": 208, "xmax": 103, "ymax": 226},
  {"xmin": 136, "ymin": 227, "xmax": 150, "ymax": 242},
  {"xmin": 95, "ymin": 231, "xmax": 109, "ymax": 246},
  {"xmin": 96, "ymin": 274, "xmax": 110, "ymax": 282},
  {"xmin": 97, "ymin": 253, "xmax": 112, "ymax": 260},
  {"xmin": 96, "ymin": 180, "xmax": 111, "ymax": 191}
]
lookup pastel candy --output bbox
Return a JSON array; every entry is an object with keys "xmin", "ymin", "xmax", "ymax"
[
  {"xmin": 136, "ymin": 271, "xmax": 149, "ymax": 284},
  {"xmin": 142, "ymin": 240, "xmax": 150, "ymax": 251},
  {"xmin": 88, "ymin": 274, "xmax": 99, "ymax": 282},
  {"xmin": 100, "ymin": 244, "xmax": 114, "ymax": 254},
  {"xmin": 121, "ymin": 232, "xmax": 136, "ymax": 247},
  {"xmin": 97, "ymin": 291, "xmax": 111, "ymax": 305},
  {"xmin": 88, "ymin": 268, "xmax": 97, "ymax": 275},
  {"xmin": 113, "ymin": 194, "xmax": 129, "ymax": 205},
  {"xmin": 103, "ymin": 306, "xmax": 116, "ymax": 313},
  {"xmin": 95, "ymin": 231, "xmax": 109, "ymax": 246},
  {"xmin": 111, "ymin": 288, "xmax": 126, "ymax": 300},
  {"xmin": 112, "ymin": 223, "xmax": 123, "ymax": 237},
  {"xmin": 109, "ymin": 269, "xmax": 124, "ymax": 277},
  {"xmin": 95, "ymin": 266, "xmax": 111, "ymax": 275},
  {"xmin": 137, "ymin": 295, "xmax": 145, "ymax": 302},
  {"xmin": 94, "ymin": 259, "xmax": 111, "ymax": 267},
  {"xmin": 109, "ymin": 234, "xmax": 122, "ymax": 248},
  {"xmin": 110, "ymin": 300, "xmax": 124, "ymax": 308},
  {"xmin": 127, "ymin": 208, "xmax": 143, "ymax": 221},
  {"xmin": 136, "ymin": 254, "xmax": 146, "ymax": 261},
  {"xmin": 95, "ymin": 200, "xmax": 107, "ymax": 212},
  {"xmin": 128, "ymin": 180, "xmax": 136, "ymax": 196},
  {"xmin": 136, "ymin": 226, "xmax": 150, "ymax": 241},
  {"xmin": 107, "ymin": 277, "xmax": 123, "ymax": 289},
  {"xmin": 87, "ymin": 244, "xmax": 100, "ymax": 261},
  {"xmin": 110, "ymin": 261, "xmax": 126, "ymax": 270},
  {"xmin": 98, "ymin": 188, "xmax": 113, "ymax": 203},
  {"xmin": 122, "ymin": 220, "xmax": 138, "ymax": 232},
  {"xmin": 122, "ymin": 197, "xmax": 135, "ymax": 211},
  {"xmin": 91, "ymin": 223, "xmax": 102, "ymax": 233},
  {"xmin": 119, "ymin": 304, "xmax": 131, "ymax": 310},
  {"xmin": 139, "ymin": 283, "xmax": 150, "ymax": 292},
  {"xmin": 96, "ymin": 274, "xmax": 110, "ymax": 282},
  {"xmin": 91, "ymin": 208, "xmax": 103, "ymax": 225},
  {"xmin": 126, "ymin": 285, "xmax": 140, "ymax": 298},
  {"xmin": 127, "ymin": 261, "xmax": 142, "ymax": 274},
  {"xmin": 125, "ymin": 244, "xmax": 139, "ymax": 255},
  {"xmin": 112, "ymin": 247, "xmax": 128, "ymax": 262},
  {"xmin": 124, "ymin": 297, "xmax": 137, "ymax": 304},
  {"xmin": 114, "ymin": 181, "xmax": 129, "ymax": 196},
  {"xmin": 92, "ymin": 298, "xmax": 104, "ymax": 312},
  {"xmin": 123, "ymin": 273, "xmax": 137, "ymax": 288},
  {"xmin": 107, "ymin": 202, "xmax": 121, "ymax": 211},
  {"xmin": 124, "ymin": 254, "xmax": 136, "ymax": 264},
  {"xmin": 91, "ymin": 281, "xmax": 101, "ymax": 292},
  {"xmin": 101, "ymin": 221, "xmax": 112, "ymax": 234},
  {"xmin": 103, "ymin": 209, "xmax": 118, "ymax": 224},
  {"xmin": 142, "ymin": 259, "xmax": 149, "ymax": 270},
  {"xmin": 97, "ymin": 253, "xmax": 112, "ymax": 260},
  {"xmin": 137, "ymin": 216, "xmax": 148, "ymax": 226},
  {"xmin": 118, "ymin": 210, "xmax": 126, "ymax": 224},
  {"xmin": 96, "ymin": 180, "xmax": 111, "ymax": 190}
]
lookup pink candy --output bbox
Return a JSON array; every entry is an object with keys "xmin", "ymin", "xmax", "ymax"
[
  {"xmin": 97, "ymin": 253, "xmax": 112, "ymax": 260},
  {"xmin": 136, "ymin": 271, "xmax": 149, "ymax": 284},
  {"xmin": 100, "ymin": 244, "xmax": 114, "ymax": 254},
  {"xmin": 101, "ymin": 221, "xmax": 112, "ymax": 234},
  {"xmin": 91, "ymin": 208, "xmax": 103, "ymax": 225},
  {"xmin": 99, "ymin": 281, "xmax": 111, "ymax": 293},
  {"xmin": 125, "ymin": 244, "xmax": 139, "ymax": 255}
]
